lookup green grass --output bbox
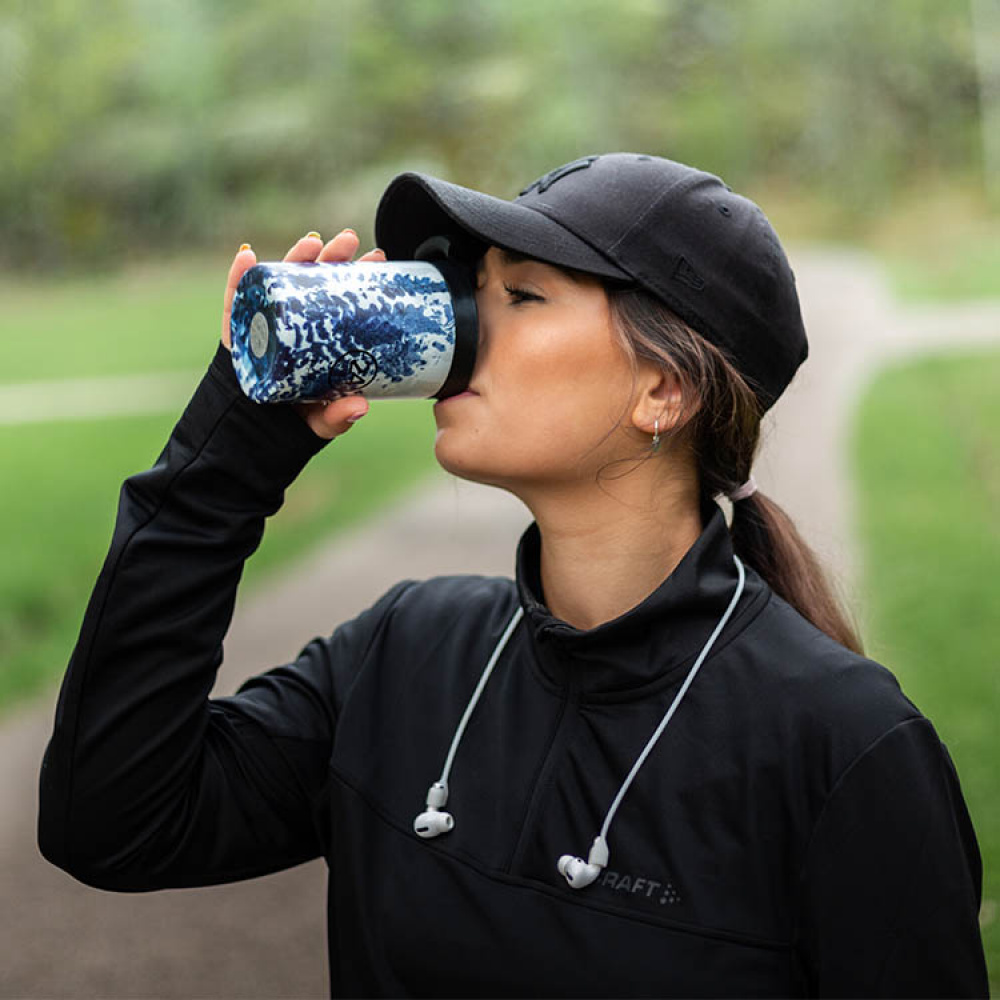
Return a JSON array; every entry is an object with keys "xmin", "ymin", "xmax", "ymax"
[
  {"xmin": 879, "ymin": 233, "xmax": 1000, "ymax": 304},
  {"xmin": 868, "ymin": 186, "xmax": 1000, "ymax": 303},
  {"xmin": 755, "ymin": 176, "xmax": 1000, "ymax": 304},
  {"xmin": 853, "ymin": 347, "xmax": 1000, "ymax": 989},
  {"xmin": 0, "ymin": 257, "xmax": 439, "ymax": 712},
  {"xmin": 1, "ymin": 255, "xmax": 228, "ymax": 382}
]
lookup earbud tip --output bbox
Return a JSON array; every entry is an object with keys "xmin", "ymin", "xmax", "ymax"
[
  {"xmin": 413, "ymin": 810, "xmax": 455, "ymax": 838},
  {"xmin": 557, "ymin": 854, "xmax": 600, "ymax": 888}
]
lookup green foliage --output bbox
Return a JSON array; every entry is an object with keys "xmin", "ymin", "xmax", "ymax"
[
  {"xmin": 853, "ymin": 348, "xmax": 1000, "ymax": 987},
  {"xmin": 0, "ymin": 0, "xmax": 991, "ymax": 269}
]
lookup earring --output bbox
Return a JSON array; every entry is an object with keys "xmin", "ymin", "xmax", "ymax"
[{"xmin": 651, "ymin": 418, "xmax": 661, "ymax": 453}]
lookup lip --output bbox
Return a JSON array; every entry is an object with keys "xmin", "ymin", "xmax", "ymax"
[{"xmin": 434, "ymin": 389, "xmax": 479, "ymax": 406}]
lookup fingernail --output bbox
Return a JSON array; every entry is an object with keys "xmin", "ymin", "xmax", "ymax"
[
  {"xmin": 306, "ymin": 231, "xmax": 321, "ymax": 240},
  {"xmin": 239, "ymin": 243, "xmax": 252, "ymax": 252},
  {"xmin": 341, "ymin": 228, "xmax": 358, "ymax": 237},
  {"xmin": 346, "ymin": 410, "xmax": 366, "ymax": 423}
]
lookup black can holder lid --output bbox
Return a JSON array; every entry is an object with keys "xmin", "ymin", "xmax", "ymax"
[{"xmin": 430, "ymin": 260, "xmax": 479, "ymax": 401}]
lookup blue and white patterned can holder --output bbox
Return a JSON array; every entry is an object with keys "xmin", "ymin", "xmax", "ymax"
[{"xmin": 230, "ymin": 260, "xmax": 478, "ymax": 402}]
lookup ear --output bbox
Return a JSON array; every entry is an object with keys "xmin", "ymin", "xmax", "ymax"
[{"xmin": 630, "ymin": 363, "xmax": 687, "ymax": 438}]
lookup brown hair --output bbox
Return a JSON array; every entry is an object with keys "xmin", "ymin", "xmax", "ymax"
[{"xmin": 606, "ymin": 285, "xmax": 863, "ymax": 655}]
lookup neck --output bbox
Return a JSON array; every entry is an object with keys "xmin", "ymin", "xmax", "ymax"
[{"xmin": 518, "ymin": 471, "xmax": 704, "ymax": 631}]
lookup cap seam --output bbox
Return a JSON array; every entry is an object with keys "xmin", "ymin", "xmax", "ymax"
[
  {"xmin": 515, "ymin": 199, "xmax": 634, "ymax": 280},
  {"xmin": 599, "ymin": 176, "xmax": 742, "ymax": 358},
  {"xmin": 604, "ymin": 174, "xmax": 692, "ymax": 257}
]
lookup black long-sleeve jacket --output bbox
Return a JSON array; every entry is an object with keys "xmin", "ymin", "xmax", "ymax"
[{"xmin": 39, "ymin": 347, "xmax": 988, "ymax": 997}]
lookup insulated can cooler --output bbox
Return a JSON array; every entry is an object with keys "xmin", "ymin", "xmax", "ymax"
[{"xmin": 230, "ymin": 260, "xmax": 478, "ymax": 402}]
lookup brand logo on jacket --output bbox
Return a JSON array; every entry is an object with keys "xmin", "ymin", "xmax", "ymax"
[{"xmin": 598, "ymin": 869, "xmax": 682, "ymax": 906}]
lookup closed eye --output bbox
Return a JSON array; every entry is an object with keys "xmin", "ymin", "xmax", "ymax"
[{"xmin": 503, "ymin": 283, "xmax": 544, "ymax": 304}]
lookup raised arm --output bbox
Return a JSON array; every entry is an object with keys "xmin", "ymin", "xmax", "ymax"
[{"xmin": 38, "ymin": 231, "xmax": 394, "ymax": 890}]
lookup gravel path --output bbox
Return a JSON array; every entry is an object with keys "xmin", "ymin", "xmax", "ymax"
[{"xmin": 1, "ymin": 250, "xmax": 997, "ymax": 998}]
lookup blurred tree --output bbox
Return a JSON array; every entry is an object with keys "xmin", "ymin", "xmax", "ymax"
[
  {"xmin": 971, "ymin": 0, "xmax": 1000, "ymax": 204},
  {"xmin": 0, "ymin": 0, "xmax": 988, "ymax": 269}
]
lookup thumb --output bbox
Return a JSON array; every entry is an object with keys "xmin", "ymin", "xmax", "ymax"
[{"xmin": 295, "ymin": 396, "xmax": 369, "ymax": 440}]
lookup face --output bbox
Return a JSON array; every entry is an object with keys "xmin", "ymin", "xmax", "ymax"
[{"xmin": 431, "ymin": 247, "xmax": 642, "ymax": 494}]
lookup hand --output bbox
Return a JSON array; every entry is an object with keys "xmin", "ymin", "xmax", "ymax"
[{"xmin": 221, "ymin": 229, "xmax": 387, "ymax": 440}]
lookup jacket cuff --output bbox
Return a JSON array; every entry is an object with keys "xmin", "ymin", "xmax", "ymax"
[{"xmin": 170, "ymin": 344, "xmax": 331, "ymax": 496}]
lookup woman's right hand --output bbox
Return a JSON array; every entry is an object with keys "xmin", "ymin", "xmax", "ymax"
[{"xmin": 220, "ymin": 229, "xmax": 387, "ymax": 440}]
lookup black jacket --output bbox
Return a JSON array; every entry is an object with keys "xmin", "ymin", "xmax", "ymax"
[{"xmin": 39, "ymin": 347, "xmax": 988, "ymax": 998}]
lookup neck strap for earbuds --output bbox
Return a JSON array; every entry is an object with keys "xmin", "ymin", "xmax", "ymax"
[
  {"xmin": 421, "ymin": 555, "xmax": 746, "ymax": 864},
  {"xmin": 596, "ymin": 554, "xmax": 745, "ymax": 842},
  {"xmin": 434, "ymin": 605, "xmax": 524, "ymax": 794}
]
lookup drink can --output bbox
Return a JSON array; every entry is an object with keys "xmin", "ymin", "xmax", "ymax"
[{"xmin": 230, "ymin": 260, "xmax": 478, "ymax": 402}]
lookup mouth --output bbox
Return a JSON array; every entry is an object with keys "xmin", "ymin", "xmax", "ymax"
[{"xmin": 434, "ymin": 388, "xmax": 479, "ymax": 405}]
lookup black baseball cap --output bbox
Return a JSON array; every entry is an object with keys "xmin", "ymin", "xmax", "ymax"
[{"xmin": 374, "ymin": 153, "xmax": 808, "ymax": 411}]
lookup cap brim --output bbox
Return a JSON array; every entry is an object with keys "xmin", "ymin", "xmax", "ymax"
[{"xmin": 375, "ymin": 172, "xmax": 632, "ymax": 281}]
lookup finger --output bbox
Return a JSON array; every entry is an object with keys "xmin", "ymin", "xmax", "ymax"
[
  {"xmin": 221, "ymin": 243, "xmax": 257, "ymax": 349},
  {"xmin": 317, "ymin": 229, "xmax": 361, "ymax": 263},
  {"xmin": 283, "ymin": 231, "xmax": 325, "ymax": 263},
  {"xmin": 358, "ymin": 248, "xmax": 387, "ymax": 263},
  {"xmin": 295, "ymin": 395, "xmax": 369, "ymax": 440}
]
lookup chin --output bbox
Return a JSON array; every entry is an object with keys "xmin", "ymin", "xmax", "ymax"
[
  {"xmin": 434, "ymin": 433, "xmax": 490, "ymax": 485},
  {"xmin": 433, "ymin": 430, "xmax": 517, "ymax": 491}
]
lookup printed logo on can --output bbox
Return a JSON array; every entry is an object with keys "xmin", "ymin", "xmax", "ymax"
[{"xmin": 330, "ymin": 350, "xmax": 378, "ymax": 391}]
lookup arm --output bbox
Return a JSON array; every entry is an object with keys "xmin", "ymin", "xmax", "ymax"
[
  {"xmin": 797, "ymin": 717, "xmax": 988, "ymax": 998},
  {"xmin": 37, "ymin": 346, "xmax": 347, "ymax": 889},
  {"xmin": 38, "ymin": 230, "xmax": 394, "ymax": 890}
]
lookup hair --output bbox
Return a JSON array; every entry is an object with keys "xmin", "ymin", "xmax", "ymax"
[{"xmin": 605, "ymin": 284, "xmax": 864, "ymax": 655}]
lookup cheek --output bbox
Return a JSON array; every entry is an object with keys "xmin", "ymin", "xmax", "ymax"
[
  {"xmin": 496, "ymin": 314, "xmax": 628, "ymax": 400},
  {"xmin": 433, "ymin": 301, "xmax": 636, "ymax": 482},
  {"xmin": 491, "ymin": 338, "xmax": 635, "ymax": 469},
  {"xmin": 516, "ymin": 329, "xmax": 633, "ymax": 428}
]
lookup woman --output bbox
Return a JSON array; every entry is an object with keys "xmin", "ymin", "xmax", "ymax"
[{"xmin": 39, "ymin": 154, "xmax": 987, "ymax": 997}]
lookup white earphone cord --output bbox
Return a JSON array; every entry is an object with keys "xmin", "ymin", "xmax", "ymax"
[
  {"xmin": 439, "ymin": 605, "xmax": 524, "ymax": 788},
  {"xmin": 557, "ymin": 554, "xmax": 747, "ymax": 887},
  {"xmin": 415, "ymin": 555, "xmax": 747, "ymax": 892},
  {"xmin": 597, "ymin": 554, "xmax": 746, "ymax": 842}
]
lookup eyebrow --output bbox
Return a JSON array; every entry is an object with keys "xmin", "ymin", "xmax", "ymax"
[
  {"xmin": 498, "ymin": 249, "xmax": 537, "ymax": 267},
  {"xmin": 491, "ymin": 247, "xmax": 593, "ymax": 285}
]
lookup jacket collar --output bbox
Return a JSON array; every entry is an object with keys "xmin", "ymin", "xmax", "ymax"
[{"xmin": 514, "ymin": 500, "xmax": 767, "ymax": 702}]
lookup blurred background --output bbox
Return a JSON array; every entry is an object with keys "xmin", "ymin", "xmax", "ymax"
[
  {"xmin": 3, "ymin": 0, "xmax": 1000, "ymax": 268},
  {"xmin": 0, "ymin": 0, "xmax": 998, "ymax": 995}
]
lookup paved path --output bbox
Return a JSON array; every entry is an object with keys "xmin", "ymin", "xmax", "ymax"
[
  {"xmin": 1, "ymin": 251, "xmax": 997, "ymax": 998},
  {"xmin": 0, "ymin": 372, "xmax": 202, "ymax": 425}
]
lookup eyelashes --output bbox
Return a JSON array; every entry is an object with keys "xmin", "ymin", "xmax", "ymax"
[
  {"xmin": 473, "ymin": 275, "xmax": 546, "ymax": 304},
  {"xmin": 503, "ymin": 283, "xmax": 544, "ymax": 304}
]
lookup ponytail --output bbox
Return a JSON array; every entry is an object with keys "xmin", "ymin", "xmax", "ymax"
[
  {"xmin": 607, "ymin": 286, "xmax": 863, "ymax": 655},
  {"xmin": 730, "ymin": 492, "xmax": 862, "ymax": 654}
]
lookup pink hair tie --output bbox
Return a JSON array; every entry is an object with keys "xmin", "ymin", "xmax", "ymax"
[{"xmin": 728, "ymin": 475, "xmax": 758, "ymax": 502}]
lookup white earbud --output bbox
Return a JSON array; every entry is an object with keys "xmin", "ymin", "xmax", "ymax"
[
  {"xmin": 557, "ymin": 855, "xmax": 602, "ymax": 887},
  {"xmin": 414, "ymin": 810, "xmax": 454, "ymax": 838},
  {"xmin": 413, "ymin": 781, "xmax": 455, "ymax": 839},
  {"xmin": 557, "ymin": 835, "xmax": 609, "ymax": 890}
]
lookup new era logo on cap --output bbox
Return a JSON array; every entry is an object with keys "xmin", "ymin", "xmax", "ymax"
[{"xmin": 672, "ymin": 257, "xmax": 706, "ymax": 291}]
